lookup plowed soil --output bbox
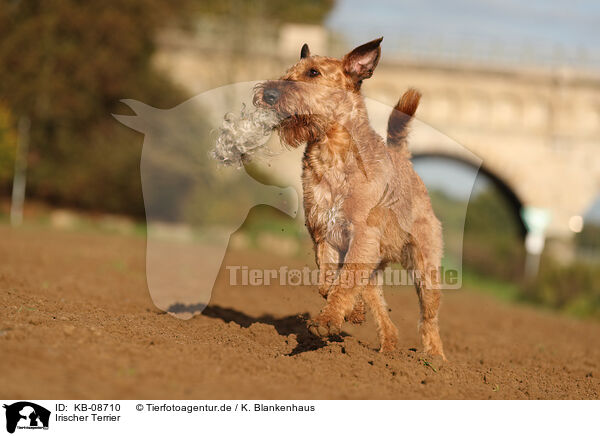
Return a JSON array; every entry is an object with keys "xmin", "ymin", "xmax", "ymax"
[{"xmin": 1, "ymin": 224, "xmax": 599, "ymax": 399}]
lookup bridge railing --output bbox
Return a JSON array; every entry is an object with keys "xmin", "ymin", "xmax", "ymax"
[{"xmin": 169, "ymin": 20, "xmax": 600, "ymax": 72}]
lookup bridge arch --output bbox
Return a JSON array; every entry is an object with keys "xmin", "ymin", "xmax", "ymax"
[
  {"xmin": 412, "ymin": 152, "xmax": 527, "ymax": 239},
  {"xmin": 412, "ymin": 152, "xmax": 529, "ymax": 279}
]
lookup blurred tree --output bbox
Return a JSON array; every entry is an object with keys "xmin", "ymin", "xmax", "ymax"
[{"xmin": 0, "ymin": 0, "xmax": 191, "ymax": 214}]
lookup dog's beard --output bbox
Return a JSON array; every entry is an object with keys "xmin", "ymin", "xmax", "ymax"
[
  {"xmin": 277, "ymin": 114, "xmax": 328, "ymax": 149},
  {"xmin": 212, "ymin": 104, "xmax": 281, "ymax": 168}
]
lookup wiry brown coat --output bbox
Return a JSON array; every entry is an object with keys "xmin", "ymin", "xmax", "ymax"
[{"xmin": 254, "ymin": 38, "xmax": 445, "ymax": 357}]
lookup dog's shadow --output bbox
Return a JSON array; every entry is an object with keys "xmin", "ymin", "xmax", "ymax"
[{"xmin": 168, "ymin": 303, "xmax": 344, "ymax": 356}]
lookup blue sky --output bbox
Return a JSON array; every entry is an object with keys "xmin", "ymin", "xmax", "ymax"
[
  {"xmin": 413, "ymin": 158, "xmax": 486, "ymax": 200},
  {"xmin": 326, "ymin": 0, "xmax": 600, "ymax": 68}
]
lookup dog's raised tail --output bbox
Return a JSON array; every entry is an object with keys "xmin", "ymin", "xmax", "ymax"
[{"xmin": 387, "ymin": 88, "xmax": 421, "ymax": 152}]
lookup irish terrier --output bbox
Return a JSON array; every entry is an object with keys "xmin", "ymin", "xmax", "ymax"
[{"xmin": 254, "ymin": 37, "xmax": 445, "ymax": 358}]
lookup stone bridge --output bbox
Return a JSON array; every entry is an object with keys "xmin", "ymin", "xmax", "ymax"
[{"xmin": 154, "ymin": 25, "xmax": 600, "ymax": 257}]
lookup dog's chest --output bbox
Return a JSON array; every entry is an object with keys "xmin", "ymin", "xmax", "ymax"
[{"xmin": 302, "ymin": 154, "xmax": 351, "ymax": 250}]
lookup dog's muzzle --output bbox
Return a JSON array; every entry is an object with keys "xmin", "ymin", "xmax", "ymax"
[{"xmin": 262, "ymin": 88, "xmax": 280, "ymax": 105}]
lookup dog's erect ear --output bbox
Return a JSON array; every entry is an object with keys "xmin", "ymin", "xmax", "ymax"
[
  {"xmin": 343, "ymin": 37, "xmax": 383, "ymax": 82},
  {"xmin": 300, "ymin": 43, "xmax": 311, "ymax": 59}
]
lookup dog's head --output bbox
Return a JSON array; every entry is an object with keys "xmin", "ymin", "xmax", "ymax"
[{"xmin": 254, "ymin": 38, "xmax": 383, "ymax": 148}]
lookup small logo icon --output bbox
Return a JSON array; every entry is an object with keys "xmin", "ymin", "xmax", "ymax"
[{"xmin": 3, "ymin": 402, "xmax": 50, "ymax": 434}]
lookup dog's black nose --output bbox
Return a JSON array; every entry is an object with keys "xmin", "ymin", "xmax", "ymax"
[{"xmin": 263, "ymin": 88, "xmax": 280, "ymax": 105}]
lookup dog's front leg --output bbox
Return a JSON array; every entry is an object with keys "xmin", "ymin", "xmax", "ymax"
[
  {"xmin": 316, "ymin": 241, "xmax": 366, "ymax": 325},
  {"xmin": 315, "ymin": 241, "xmax": 339, "ymax": 299},
  {"xmin": 309, "ymin": 225, "xmax": 380, "ymax": 337}
]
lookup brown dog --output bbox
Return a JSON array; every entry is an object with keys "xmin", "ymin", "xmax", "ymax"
[{"xmin": 254, "ymin": 38, "xmax": 445, "ymax": 358}]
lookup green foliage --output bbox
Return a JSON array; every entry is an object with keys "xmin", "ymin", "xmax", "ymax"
[
  {"xmin": 428, "ymin": 189, "xmax": 468, "ymax": 253},
  {"xmin": 576, "ymin": 223, "xmax": 600, "ymax": 253},
  {"xmin": 523, "ymin": 258, "xmax": 600, "ymax": 318},
  {"xmin": 461, "ymin": 267, "xmax": 521, "ymax": 302},
  {"xmin": 428, "ymin": 184, "xmax": 525, "ymax": 282},
  {"xmin": 0, "ymin": 1, "xmax": 189, "ymax": 121},
  {"xmin": 463, "ymin": 187, "xmax": 525, "ymax": 280}
]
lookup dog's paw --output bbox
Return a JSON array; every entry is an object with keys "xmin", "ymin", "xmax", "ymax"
[
  {"xmin": 421, "ymin": 342, "xmax": 447, "ymax": 361},
  {"xmin": 307, "ymin": 315, "xmax": 342, "ymax": 338},
  {"xmin": 379, "ymin": 337, "xmax": 398, "ymax": 354},
  {"xmin": 422, "ymin": 333, "xmax": 447, "ymax": 361},
  {"xmin": 423, "ymin": 347, "xmax": 447, "ymax": 362}
]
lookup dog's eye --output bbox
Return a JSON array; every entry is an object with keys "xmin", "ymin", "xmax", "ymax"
[{"xmin": 307, "ymin": 68, "xmax": 320, "ymax": 78}]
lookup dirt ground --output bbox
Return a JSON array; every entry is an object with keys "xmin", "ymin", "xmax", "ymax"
[{"xmin": 1, "ymin": 224, "xmax": 599, "ymax": 399}]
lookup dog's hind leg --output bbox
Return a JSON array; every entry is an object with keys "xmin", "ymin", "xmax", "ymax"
[
  {"xmin": 408, "ymin": 240, "xmax": 445, "ymax": 360},
  {"xmin": 414, "ymin": 273, "xmax": 444, "ymax": 359},
  {"xmin": 347, "ymin": 294, "xmax": 366, "ymax": 324}
]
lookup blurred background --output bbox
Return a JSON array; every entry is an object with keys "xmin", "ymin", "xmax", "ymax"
[{"xmin": 1, "ymin": 0, "xmax": 600, "ymax": 318}]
